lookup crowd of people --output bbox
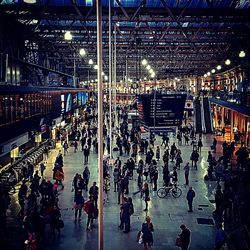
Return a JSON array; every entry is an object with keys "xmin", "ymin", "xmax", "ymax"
[{"xmin": 0, "ymin": 101, "xmax": 249, "ymax": 250}]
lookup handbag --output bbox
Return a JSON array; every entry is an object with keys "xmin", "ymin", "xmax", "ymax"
[
  {"xmin": 175, "ymin": 237, "xmax": 182, "ymax": 247},
  {"xmin": 136, "ymin": 231, "xmax": 143, "ymax": 244}
]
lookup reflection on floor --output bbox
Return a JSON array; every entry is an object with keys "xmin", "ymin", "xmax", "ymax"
[{"xmin": 6, "ymin": 134, "xmax": 222, "ymax": 250}]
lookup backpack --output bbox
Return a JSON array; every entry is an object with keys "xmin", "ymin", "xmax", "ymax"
[
  {"xmin": 83, "ymin": 200, "xmax": 91, "ymax": 214},
  {"xmin": 129, "ymin": 203, "xmax": 134, "ymax": 215}
]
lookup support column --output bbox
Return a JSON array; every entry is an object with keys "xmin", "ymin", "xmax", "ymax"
[
  {"xmin": 96, "ymin": 1, "xmax": 103, "ymax": 250},
  {"xmin": 108, "ymin": 0, "xmax": 112, "ymax": 159}
]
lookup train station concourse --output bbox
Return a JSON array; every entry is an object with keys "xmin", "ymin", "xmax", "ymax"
[{"xmin": 0, "ymin": 1, "xmax": 249, "ymax": 250}]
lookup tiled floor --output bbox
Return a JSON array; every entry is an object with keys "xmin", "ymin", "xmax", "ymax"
[{"xmin": 6, "ymin": 134, "xmax": 223, "ymax": 250}]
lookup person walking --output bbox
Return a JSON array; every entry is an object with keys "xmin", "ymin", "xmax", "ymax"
[
  {"xmin": 214, "ymin": 223, "xmax": 227, "ymax": 250},
  {"xmin": 197, "ymin": 138, "xmax": 203, "ymax": 152},
  {"xmin": 186, "ymin": 187, "xmax": 195, "ymax": 212},
  {"xmin": 155, "ymin": 146, "xmax": 160, "ymax": 161},
  {"xmin": 39, "ymin": 162, "xmax": 46, "ymax": 177},
  {"xmin": 142, "ymin": 183, "xmax": 150, "ymax": 211},
  {"xmin": 89, "ymin": 182, "xmax": 98, "ymax": 208},
  {"xmin": 178, "ymin": 224, "xmax": 191, "ymax": 250},
  {"xmin": 190, "ymin": 150, "xmax": 199, "ymax": 170},
  {"xmin": 183, "ymin": 162, "xmax": 190, "ymax": 186},
  {"xmin": 83, "ymin": 146, "xmax": 90, "ymax": 164},
  {"xmin": 73, "ymin": 191, "xmax": 85, "ymax": 222},
  {"xmin": 141, "ymin": 216, "xmax": 154, "ymax": 250}
]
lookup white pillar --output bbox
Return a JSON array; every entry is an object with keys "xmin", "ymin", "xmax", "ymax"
[
  {"xmin": 109, "ymin": 0, "xmax": 112, "ymax": 159},
  {"xmin": 96, "ymin": 1, "xmax": 104, "ymax": 249}
]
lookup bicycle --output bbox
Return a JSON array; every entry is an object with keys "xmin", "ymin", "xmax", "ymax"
[{"xmin": 157, "ymin": 183, "xmax": 182, "ymax": 198}]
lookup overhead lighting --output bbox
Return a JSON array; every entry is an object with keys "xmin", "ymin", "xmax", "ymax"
[
  {"xmin": 216, "ymin": 65, "xmax": 222, "ymax": 70},
  {"xmin": 88, "ymin": 59, "xmax": 93, "ymax": 65},
  {"xmin": 23, "ymin": 0, "xmax": 36, "ymax": 3},
  {"xmin": 102, "ymin": 72, "xmax": 105, "ymax": 76},
  {"xmin": 146, "ymin": 65, "xmax": 151, "ymax": 70},
  {"xmin": 141, "ymin": 59, "xmax": 147, "ymax": 66},
  {"xmin": 207, "ymin": 72, "xmax": 211, "ymax": 76},
  {"xmin": 239, "ymin": 51, "xmax": 246, "ymax": 58},
  {"xmin": 225, "ymin": 59, "xmax": 231, "ymax": 65},
  {"xmin": 211, "ymin": 69, "xmax": 216, "ymax": 74},
  {"xmin": 94, "ymin": 65, "xmax": 98, "ymax": 70},
  {"xmin": 151, "ymin": 72, "xmax": 156, "ymax": 78},
  {"xmin": 175, "ymin": 77, "xmax": 178, "ymax": 80},
  {"xmin": 204, "ymin": 74, "xmax": 207, "ymax": 78},
  {"xmin": 144, "ymin": 77, "xmax": 147, "ymax": 80},
  {"xmin": 79, "ymin": 48, "xmax": 86, "ymax": 57},
  {"xmin": 64, "ymin": 31, "xmax": 72, "ymax": 41},
  {"xmin": 149, "ymin": 69, "xmax": 153, "ymax": 74},
  {"xmin": 104, "ymin": 75, "xmax": 108, "ymax": 81}
]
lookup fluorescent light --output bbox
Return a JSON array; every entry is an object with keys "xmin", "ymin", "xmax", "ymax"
[
  {"xmin": 225, "ymin": 59, "xmax": 231, "ymax": 65},
  {"xmin": 146, "ymin": 65, "xmax": 151, "ymax": 70},
  {"xmin": 64, "ymin": 31, "xmax": 72, "ymax": 41},
  {"xmin": 79, "ymin": 48, "xmax": 86, "ymax": 56},
  {"xmin": 141, "ymin": 59, "xmax": 147, "ymax": 66},
  {"xmin": 204, "ymin": 74, "xmax": 207, "ymax": 77},
  {"xmin": 24, "ymin": 0, "xmax": 36, "ymax": 3},
  {"xmin": 216, "ymin": 65, "xmax": 222, "ymax": 70},
  {"xmin": 207, "ymin": 72, "xmax": 211, "ymax": 76},
  {"xmin": 211, "ymin": 69, "xmax": 216, "ymax": 73},
  {"xmin": 104, "ymin": 75, "xmax": 108, "ymax": 81},
  {"xmin": 149, "ymin": 69, "xmax": 153, "ymax": 74},
  {"xmin": 94, "ymin": 65, "xmax": 98, "ymax": 70},
  {"xmin": 88, "ymin": 59, "xmax": 93, "ymax": 65},
  {"xmin": 239, "ymin": 51, "xmax": 246, "ymax": 58}
]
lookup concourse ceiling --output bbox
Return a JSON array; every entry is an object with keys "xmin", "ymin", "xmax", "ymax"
[{"xmin": 0, "ymin": 0, "xmax": 250, "ymax": 81}]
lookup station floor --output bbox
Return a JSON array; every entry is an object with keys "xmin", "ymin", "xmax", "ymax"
[{"xmin": 6, "ymin": 134, "xmax": 222, "ymax": 250}]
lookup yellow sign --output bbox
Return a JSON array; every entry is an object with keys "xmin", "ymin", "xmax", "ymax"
[{"xmin": 10, "ymin": 147, "xmax": 19, "ymax": 158}]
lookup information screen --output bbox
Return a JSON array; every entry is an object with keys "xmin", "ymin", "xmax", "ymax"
[{"xmin": 138, "ymin": 93, "xmax": 187, "ymax": 127}]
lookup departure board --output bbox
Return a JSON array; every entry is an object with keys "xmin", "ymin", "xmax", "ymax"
[{"xmin": 138, "ymin": 93, "xmax": 186, "ymax": 127}]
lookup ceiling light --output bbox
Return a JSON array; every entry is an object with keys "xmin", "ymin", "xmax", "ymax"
[
  {"xmin": 146, "ymin": 65, "xmax": 151, "ymax": 70},
  {"xmin": 216, "ymin": 65, "xmax": 222, "ymax": 70},
  {"xmin": 102, "ymin": 72, "xmax": 105, "ymax": 76},
  {"xmin": 104, "ymin": 75, "xmax": 108, "ymax": 81},
  {"xmin": 149, "ymin": 69, "xmax": 153, "ymax": 74},
  {"xmin": 94, "ymin": 65, "xmax": 98, "ymax": 70},
  {"xmin": 88, "ymin": 59, "xmax": 93, "ymax": 65},
  {"xmin": 239, "ymin": 51, "xmax": 246, "ymax": 58},
  {"xmin": 23, "ymin": 0, "xmax": 36, "ymax": 3},
  {"xmin": 64, "ymin": 31, "xmax": 72, "ymax": 41},
  {"xmin": 144, "ymin": 77, "xmax": 147, "ymax": 80},
  {"xmin": 151, "ymin": 72, "xmax": 155, "ymax": 78},
  {"xmin": 204, "ymin": 74, "xmax": 207, "ymax": 78},
  {"xmin": 79, "ymin": 48, "xmax": 86, "ymax": 57},
  {"xmin": 207, "ymin": 72, "xmax": 211, "ymax": 76},
  {"xmin": 141, "ymin": 59, "xmax": 147, "ymax": 66},
  {"xmin": 211, "ymin": 69, "xmax": 216, "ymax": 73},
  {"xmin": 225, "ymin": 59, "xmax": 231, "ymax": 65}
]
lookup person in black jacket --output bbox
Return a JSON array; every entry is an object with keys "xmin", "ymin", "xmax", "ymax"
[
  {"xmin": 186, "ymin": 187, "xmax": 196, "ymax": 212},
  {"xmin": 179, "ymin": 224, "xmax": 191, "ymax": 250},
  {"xmin": 89, "ymin": 182, "xmax": 99, "ymax": 208}
]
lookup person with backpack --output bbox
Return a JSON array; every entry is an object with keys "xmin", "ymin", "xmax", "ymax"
[{"xmin": 74, "ymin": 191, "xmax": 85, "ymax": 222}]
